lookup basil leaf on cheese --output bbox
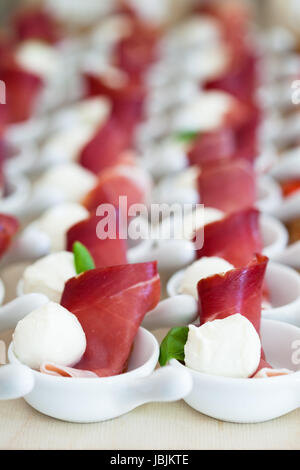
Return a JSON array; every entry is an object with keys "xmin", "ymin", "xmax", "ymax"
[
  {"xmin": 73, "ymin": 241, "xmax": 95, "ymax": 274},
  {"xmin": 159, "ymin": 326, "xmax": 189, "ymax": 366},
  {"xmin": 175, "ymin": 130, "xmax": 199, "ymax": 143}
]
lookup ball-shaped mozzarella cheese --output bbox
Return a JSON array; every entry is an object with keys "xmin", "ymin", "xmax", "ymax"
[
  {"xmin": 32, "ymin": 203, "xmax": 89, "ymax": 252},
  {"xmin": 41, "ymin": 125, "xmax": 98, "ymax": 164},
  {"xmin": 13, "ymin": 302, "xmax": 86, "ymax": 370},
  {"xmin": 174, "ymin": 166, "xmax": 200, "ymax": 190},
  {"xmin": 163, "ymin": 16, "xmax": 221, "ymax": 51},
  {"xmin": 34, "ymin": 163, "xmax": 97, "ymax": 203},
  {"xmin": 158, "ymin": 206, "xmax": 224, "ymax": 242},
  {"xmin": 184, "ymin": 314, "xmax": 261, "ymax": 378},
  {"xmin": 182, "ymin": 45, "xmax": 230, "ymax": 81},
  {"xmin": 172, "ymin": 91, "xmax": 235, "ymax": 133},
  {"xmin": 16, "ymin": 40, "xmax": 62, "ymax": 81},
  {"xmin": 51, "ymin": 97, "xmax": 111, "ymax": 132},
  {"xmin": 45, "ymin": 0, "xmax": 115, "ymax": 26},
  {"xmin": 179, "ymin": 257, "xmax": 234, "ymax": 299},
  {"xmin": 22, "ymin": 252, "xmax": 76, "ymax": 303},
  {"xmin": 182, "ymin": 206, "xmax": 224, "ymax": 241},
  {"xmin": 89, "ymin": 14, "xmax": 133, "ymax": 46}
]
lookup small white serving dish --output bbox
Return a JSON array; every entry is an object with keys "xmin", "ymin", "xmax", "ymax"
[
  {"xmin": 0, "ymin": 328, "xmax": 192, "ymax": 423},
  {"xmin": 170, "ymin": 319, "xmax": 300, "ymax": 423}
]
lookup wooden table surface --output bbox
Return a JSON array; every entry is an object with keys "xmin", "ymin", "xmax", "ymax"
[{"xmin": 0, "ymin": 263, "xmax": 299, "ymax": 450}]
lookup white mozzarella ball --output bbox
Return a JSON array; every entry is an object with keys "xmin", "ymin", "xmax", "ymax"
[
  {"xmin": 16, "ymin": 40, "xmax": 63, "ymax": 81},
  {"xmin": 31, "ymin": 203, "xmax": 89, "ymax": 252},
  {"xmin": 184, "ymin": 314, "xmax": 261, "ymax": 378},
  {"xmin": 22, "ymin": 251, "xmax": 76, "ymax": 303},
  {"xmin": 34, "ymin": 163, "xmax": 97, "ymax": 203},
  {"xmin": 13, "ymin": 302, "xmax": 86, "ymax": 370},
  {"xmin": 179, "ymin": 257, "xmax": 234, "ymax": 299}
]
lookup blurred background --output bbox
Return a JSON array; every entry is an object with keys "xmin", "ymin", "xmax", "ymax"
[{"xmin": 0, "ymin": 1, "xmax": 299, "ymax": 30}]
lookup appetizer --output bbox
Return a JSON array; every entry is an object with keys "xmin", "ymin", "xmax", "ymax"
[{"xmin": 14, "ymin": 258, "xmax": 161, "ymax": 378}]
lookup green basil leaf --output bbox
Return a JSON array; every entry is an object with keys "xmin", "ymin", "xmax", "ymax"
[
  {"xmin": 73, "ymin": 241, "xmax": 95, "ymax": 275},
  {"xmin": 174, "ymin": 130, "xmax": 199, "ymax": 143},
  {"xmin": 159, "ymin": 326, "xmax": 189, "ymax": 366}
]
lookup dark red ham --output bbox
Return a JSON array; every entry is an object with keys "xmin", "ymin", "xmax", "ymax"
[
  {"xmin": 13, "ymin": 8, "xmax": 62, "ymax": 44},
  {"xmin": 0, "ymin": 213, "xmax": 19, "ymax": 257},
  {"xmin": 197, "ymin": 254, "xmax": 268, "ymax": 333},
  {"xmin": 0, "ymin": 67, "xmax": 43, "ymax": 123},
  {"xmin": 83, "ymin": 160, "xmax": 150, "ymax": 212},
  {"xmin": 66, "ymin": 212, "xmax": 127, "ymax": 268},
  {"xmin": 197, "ymin": 159, "xmax": 256, "ymax": 214},
  {"xmin": 84, "ymin": 73, "xmax": 146, "ymax": 140},
  {"xmin": 188, "ymin": 128, "xmax": 236, "ymax": 167},
  {"xmin": 195, "ymin": 208, "xmax": 262, "ymax": 268},
  {"xmin": 205, "ymin": 49, "xmax": 258, "ymax": 105},
  {"xmin": 198, "ymin": 2, "xmax": 258, "ymax": 105},
  {"xmin": 79, "ymin": 117, "xmax": 131, "ymax": 175},
  {"xmin": 115, "ymin": 18, "xmax": 159, "ymax": 78},
  {"xmin": 61, "ymin": 262, "xmax": 161, "ymax": 377}
]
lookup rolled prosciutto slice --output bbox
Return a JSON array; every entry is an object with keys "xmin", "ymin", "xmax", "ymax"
[
  {"xmin": 82, "ymin": 160, "xmax": 151, "ymax": 212},
  {"xmin": 188, "ymin": 128, "xmax": 236, "ymax": 167},
  {"xmin": 84, "ymin": 73, "xmax": 146, "ymax": 141},
  {"xmin": 197, "ymin": 254, "xmax": 268, "ymax": 333},
  {"xmin": 197, "ymin": 159, "xmax": 256, "ymax": 214},
  {"xmin": 188, "ymin": 107, "xmax": 260, "ymax": 167},
  {"xmin": 79, "ymin": 117, "xmax": 131, "ymax": 175},
  {"xmin": 61, "ymin": 262, "xmax": 161, "ymax": 377},
  {"xmin": 115, "ymin": 18, "xmax": 159, "ymax": 78},
  {"xmin": 195, "ymin": 208, "xmax": 262, "ymax": 268},
  {"xmin": 0, "ymin": 67, "xmax": 43, "ymax": 123},
  {"xmin": 199, "ymin": 2, "xmax": 258, "ymax": 104},
  {"xmin": 14, "ymin": 8, "xmax": 62, "ymax": 44},
  {"xmin": 0, "ymin": 213, "xmax": 19, "ymax": 258},
  {"xmin": 40, "ymin": 363, "xmax": 98, "ymax": 378},
  {"xmin": 66, "ymin": 212, "xmax": 127, "ymax": 268}
]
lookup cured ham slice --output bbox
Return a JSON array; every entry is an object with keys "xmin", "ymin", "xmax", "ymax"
[
  {"xmin": 0, "ymin": 67, "xmax": 43, "ymax": 123},
  {"xmin": 14, "ymin": 8, "xmax": 61, "ymax": 44},
  {"xmin": 188, "ymin": 128, "xmax": 236, "ymax": 167},
  {"xmin": 0, "ymin": 213, "xmax": 19, "ymax": 258},
  {"xmin": 83, "ymin": 161, "xmax": 151, "ymax": 212},
  {"xmin": 233, "ymin": 106, "xmax": 261, "ymax": 163},
  {"xmin": 79, "ymin": 117, "xmax": 131, "ymax": 174},
  {"xmin": 205, "ymin": 50, "xmax": 258, "ymax": 105},
  {"xmin": 115, "ymin": 19, "xmax": 159, "ymax": 77},
  {"xmin": 40, "ymin": 363, "xmax": 98, "ymax": 378},
  {"xmin": 84, "ymin": 73, "xmax": 146, "ymax": 140},
  {"xmin": 195, "ymin": 208, "xmax": 262, "ymax": 268},
  {"xmin": 253, "ymin": 367, "xmax": 292, "ymax": 378},
  {"xmin": 197, "ymin": 159, "xmax": 256, "ymax": 214},
  {"xmin": 66, "ymin": 212, "xmax": 127, "ymax": 268},
  {"xmin": 61, "ymin": 262, "xmax": 161, "ymax": 377},
  {"xmin": 199, "ymin": 2, "xmax": 258, "ymax": 104},
  {"xmin": 197, "ymin": 254, "xmax": 268, "ymax": 333}
]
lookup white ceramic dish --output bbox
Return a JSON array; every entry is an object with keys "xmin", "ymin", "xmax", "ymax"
[
  {"xmin": 167, "ymin": 261, "xmax": 300, "ymax": 327},
  {"xmin": 256, "ymin": 175, "xmax": 283, "ymax": 214},
  {"xmin": 170, "ymin": 319, "xmax": 300, "ymax": 423},
  {"xmin": 0, "ymin": 328, "xmax": 192, "ymax": 423},
  {"xmin": 272, "ymin": 191, "xmax": 300, "ymax": 223},
  {"xmin": 0, "ymin": 173, "xmax": 31, "ymax": 217}
]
